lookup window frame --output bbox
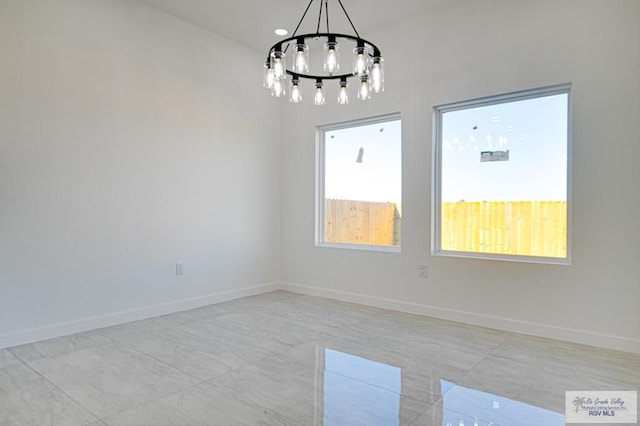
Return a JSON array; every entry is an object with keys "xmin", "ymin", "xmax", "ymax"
[
  {"xmin": 432, "ymin": 84, "xmax": 572, "ymax": 264},
  {"xmin": 315, "ymin": 113, "xmax": 402, "ymax": 253}
]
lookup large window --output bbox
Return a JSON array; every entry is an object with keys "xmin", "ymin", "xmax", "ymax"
[
  {"xmin": 317, "ymin": 114, "xmax": 402, "ymax": 251},
  {"xmin": 433, "ymin": 84, "xmax": 571, "ymax": 263}
]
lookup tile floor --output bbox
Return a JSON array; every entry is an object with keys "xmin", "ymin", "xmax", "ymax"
[{"xmin": 1, "ymin": 291, "xmax": 638, "ymax": 425}]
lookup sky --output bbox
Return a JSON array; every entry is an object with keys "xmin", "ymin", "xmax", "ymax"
[
  {"xmin": 324, "ymin": 119, "xmax": 401, "ymax": 204},
  {"xmin": 322, "ymin": 92, "xmax": 568, "ymax": 205},
  {"xmin": 441, "ymin": 93, "xmax": 569, "ymax": 202}
]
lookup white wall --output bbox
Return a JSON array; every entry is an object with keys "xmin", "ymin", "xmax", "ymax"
[
  {"xmin": 0, "ymin": 0, "xmax": 282, "ymax": 347},
  {"xmin": 1, "ymin": 0, "xmax": 638, "ymax": 354},
  {"xmin": 280, "ymin": 0, "xmax": 640, "ymax": 353}
]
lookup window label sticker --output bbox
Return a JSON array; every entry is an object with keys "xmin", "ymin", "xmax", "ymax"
[{"xmin": 480, "ymin": 150, "xmax": 509, "ymax": 162}]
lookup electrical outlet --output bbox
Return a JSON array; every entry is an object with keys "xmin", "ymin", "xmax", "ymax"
[
  {"xmin": 419, "ymin": 264, "xmax": 428, "ymax": 278},
  {"xmin": 176, "ymin": 262, "xmax": 183, "ymax": 276}
]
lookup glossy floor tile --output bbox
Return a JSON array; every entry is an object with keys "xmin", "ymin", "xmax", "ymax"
[
  {"xmin": 2, "ymin": 290, "xmax": 639, "ymax": 425},
  {"xmin": 0, "ymin": 363, "xmax": 97, "ymax": 425},
  {"xmin": 26, "ymin": 345, "xmax": 200, "ymax": 419}
]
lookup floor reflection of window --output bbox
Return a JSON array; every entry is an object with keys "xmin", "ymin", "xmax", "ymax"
[
  {"xmin": 322, "ymin": 349, "xmax": 402, "ymax": 426},
  {"xmin": 441, "ymin": 380, "xmax": 565, "ymax": 426}
]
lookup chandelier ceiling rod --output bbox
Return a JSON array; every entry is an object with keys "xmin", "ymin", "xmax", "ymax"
[
  {"xmin": 288, "ymin": 0, "xmax": 356, "ymax": 43},
  {"xmin": 316, "ymin": 0, "xmax": 325, "ymax": 34},
  {"xmin": 291, "ymin": 0, "xmax": 315, "ymax": 41},
  {"xmin": 336, "ymin": 0, "xmax": 360, "ymax": 38}
]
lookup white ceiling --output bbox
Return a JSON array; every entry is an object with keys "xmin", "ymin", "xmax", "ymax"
[{"xmin": 138, "ymin": 0, "xmax": 451, "ymax": 52}]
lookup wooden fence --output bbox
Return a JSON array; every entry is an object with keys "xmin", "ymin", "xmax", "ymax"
[
  {"xmin": 441, "ymin": 201, "xmax": 567, "ymax": 257},
  {"xmin": 324, "ymin": 199, "xmax": 401, "ymax": 246}
]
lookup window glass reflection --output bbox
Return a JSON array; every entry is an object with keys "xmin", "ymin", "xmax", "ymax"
[
  {"xmin": 323, "ymin": 349, "xmax": 401, "ymax": 425},
  {"xmin": 316, "ymin": 348, "xmax": 565, "ymax": 426},
  {"xmin": 441, "ymin": 380, "xmax": 565, "ymax": 426}
]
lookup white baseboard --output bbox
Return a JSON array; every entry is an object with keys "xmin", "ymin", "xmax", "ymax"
[
  {"xmin": 0, "ymin": 282, "xmax": 280, "ymax": 350},
  {"xmin": 280, "ymin": 282, "xmax": 640, "ymax": 354},
  {"xmin": 3, "ymin": 280, "xmax": 638, "ymax": 354}
]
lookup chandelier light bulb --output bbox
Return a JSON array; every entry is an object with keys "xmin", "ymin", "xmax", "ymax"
[
  {"xmin": 273, "ymin": 57, "xmax": 284, "ymax": 79},
  {"xmin": 289, "ymin": 77, "xmax": 302, "ymax": 103},
  {"xmin": 358, "ymin": 75, "xmax": 371, "ymax": 100},
  {"xmin": 294, "ymin": 50, "xmax": 307, "ymax": 73},
  {"xmin": 323, "ymin": 37, "xmax": 340, "ymax": 73},
  {"xmin": 263, "ymin": 61, "xmax": 275, "ymax": 89},
  {"xmin": 338, "ymin": 78, "xmax": 349, "ymax": 105},
  {"xmin": 313, "ymin": 80, "xmax": 326, "ymax": 105},
  {"xmin": 272, "ymin": 78, "xmax": 286, "ymax": 97},
  {"xmin": 354, "ymin": 52, "xmax": 367, "ymax": 76},
  {"xmin": 270, "ymin": 47, "xmax": 286, "ymax": 80},
  {"xmin": 353, "ymin": 43, "xmax": 370, "ymax": 77},
  {"xmin": 370, "ymin": 57, "xmax": 384, "ymax": 93},
  {"xmin": 293, "ymin": 39, "xmax": 309, "ymax": 73}
]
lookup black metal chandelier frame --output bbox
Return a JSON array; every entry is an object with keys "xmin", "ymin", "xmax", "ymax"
[{"xmin": 266, "ymin": 0, "xmax": 382, "ymax": 82}]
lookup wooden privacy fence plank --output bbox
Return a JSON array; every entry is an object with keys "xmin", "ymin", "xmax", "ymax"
[
  {"xmin": 441, "ymin": 201, "xmax": 567, "ymax": 258},
  {"xmin": 324, "ymin": 199, "xmax": 401, "ymax": 246}
]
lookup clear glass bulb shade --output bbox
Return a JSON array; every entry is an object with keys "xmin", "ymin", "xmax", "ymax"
[
  {"xmin": 313, "ymin": 82, "xmax": 325, "ymax": 106},
  {"xmin": 263, "ymin": 63, "xmax": 275, "ymax": 89},
  {"xmin": 352, "ymin": 46, "xmax": 370, "ymax": 76},
  {"xmin": 338, "ymin": 82, "xmax": 349, "ymax": 105},
  {"xmin": 370, "ymin": 57, "xmax": 384, "ymax": 93},
  {"xmin": 271, "ymin": 78, "xmax": 286, "ymax": 97},
  {"xmin": 323, "ymin": 42, "xmax": 340, "ymax": 73},
  {"xmin": 270, "ymin": 51, "xmax": 286, "ymax": 80},
  {"xmin": 357, "ymin": 76, "xmax": 371, "ymax": 100},
  {"xmin": 293, "ymin": 44, "xmax": 309, "ymax": 73},
  {"xmin": 289, "ymin": 81, "xmax": 302, "ymax": 103}
]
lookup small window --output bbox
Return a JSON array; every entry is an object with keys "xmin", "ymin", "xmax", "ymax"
[
  {"xmin": 433, "ymin": 84, "xmax": 571, "ymax": 263},
  {"xmin": 316, "ymin": 114, "xmax": 402, "ymax": 251}
]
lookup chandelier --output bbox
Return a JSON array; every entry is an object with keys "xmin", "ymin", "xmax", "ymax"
[{"xmin": 262, "ymin": 0, "xmax": 384, "ymax": 105}]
